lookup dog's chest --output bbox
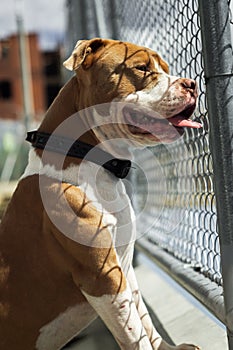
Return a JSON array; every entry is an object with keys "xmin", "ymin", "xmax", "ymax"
[
  {"xmin": 76, "ymin": 161, "xmax": 136, "ymax": 263},
  {"xmin": 22, "ymin": 150, "xmax": 136, "ymax": 264}
]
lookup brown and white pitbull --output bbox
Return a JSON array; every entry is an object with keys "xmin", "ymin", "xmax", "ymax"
[{"xmin": 0, "ymin": 38, "xmax": 201, "ymax": 350}]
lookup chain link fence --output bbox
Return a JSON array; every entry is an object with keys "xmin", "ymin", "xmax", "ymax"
[
  {"xmin": 113, "ymin": 0, "xmax": 221, "ymax": 283},
  {"xmin": 66, "ymin": 0, "xmax": 233, "ymax": 344}
]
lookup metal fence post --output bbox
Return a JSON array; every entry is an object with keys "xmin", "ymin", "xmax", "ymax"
[{"xmin": 198, "ymin": 0, "xmax": 233, "ymax": 348}]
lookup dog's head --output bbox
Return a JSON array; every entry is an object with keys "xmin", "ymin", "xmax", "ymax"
[{"xmin": 64, "ymin": 38, "xmax": 200, "ymax": 147}]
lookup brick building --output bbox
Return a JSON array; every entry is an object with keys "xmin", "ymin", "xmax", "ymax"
[{"xmin": 0, "ymin": 33, "xmax": 60, "ymax": 121}]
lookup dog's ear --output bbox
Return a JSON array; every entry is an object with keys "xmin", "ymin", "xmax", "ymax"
[{"xmin": 63, "ymin": 38, "xmax": 104, "ymax": 71}]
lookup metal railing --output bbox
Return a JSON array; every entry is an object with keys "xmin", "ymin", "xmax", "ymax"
[
  {"xmin": 198, "ymin": 1, "xmax": 233, "ymax": 347},
  {"xmin": 65, "ymin": 0, "xmax": 233, "ymax": 347}
]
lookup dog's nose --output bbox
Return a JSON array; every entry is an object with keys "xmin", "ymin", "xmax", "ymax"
[{"xmin": 180, "ymin": 78, "xmax": 197, "ymax": 93}]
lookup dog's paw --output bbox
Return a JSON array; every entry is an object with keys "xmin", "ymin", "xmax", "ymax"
[
  {"xmin": 158, "ymin": 341, "xmax": 201, "ymax": 350},
  {"xmin": 175, "ymin": 344, "xmax": 201, "ymax": 350}
]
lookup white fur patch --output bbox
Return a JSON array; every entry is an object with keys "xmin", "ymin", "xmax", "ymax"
[
  {"xmin": 124, "ymin": 74, "xmax": 180, "ymax": 115},
  {"xmin": 82, "ymin": 287, "xmax": 154, "ymax": 349},
  {"xmin": 21, "ymin": 148, "xmax": 82, "ymax": 185},
  {"xmin": 36, "ymin": 303, "xmax": 97, "ymax": 350}
]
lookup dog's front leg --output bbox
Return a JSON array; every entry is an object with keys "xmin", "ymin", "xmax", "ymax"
[
  {"xmin": 127, "ymin": 265, "xmax": 163, "ymax": 350},
  {"xmin": 81, "ymin": 285, "xmax": 153, "ymax": 350},
  {"xmin": 127, "ymin": 266, "xmax": 200, "ymax": 350}
]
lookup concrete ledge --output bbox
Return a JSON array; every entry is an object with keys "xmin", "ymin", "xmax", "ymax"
[{"xmin": 136, "ymin": 255, "xmax": 228, "ymax": 350}]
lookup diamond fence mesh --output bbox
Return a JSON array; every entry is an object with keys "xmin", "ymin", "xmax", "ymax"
[{"xmin": 108, "ymin": 0, "xmax": 221, "ymax": 283}]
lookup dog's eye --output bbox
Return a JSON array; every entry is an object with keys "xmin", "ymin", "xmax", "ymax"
[{"xmin": 135, "ymin": 65, "xmax": 149, "ymax": 72}]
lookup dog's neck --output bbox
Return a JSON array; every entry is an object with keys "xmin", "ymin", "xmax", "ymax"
[
  {"xmin": 38, "ymin": 76, "xmax": 99, "ymax": 146},
  {"xmin": 36, "ymin": 76, "xmax": 133, "ymax": 170}
]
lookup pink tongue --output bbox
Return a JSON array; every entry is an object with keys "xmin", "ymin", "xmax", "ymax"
[{"xmin": 168, "ymin": 116, "xmax": 202, "ymax": 129}]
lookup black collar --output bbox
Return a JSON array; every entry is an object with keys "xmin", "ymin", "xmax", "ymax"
[{"xmin": 26, "ymin": 131, "xmax": 132, "ymax": 179}]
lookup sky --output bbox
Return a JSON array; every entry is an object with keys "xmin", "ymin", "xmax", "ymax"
[
  {"xmin": 0, "ymin": 0, "xmax": 66, "ymax": 49},
  {"xmin": 0, "ymin": 0, "xmax": 232, "ymax": 50}
]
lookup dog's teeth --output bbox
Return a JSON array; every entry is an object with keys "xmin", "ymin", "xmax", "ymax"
[
  {"xmin": 129, "ymin": 110, "xmax": 158, "ymax": 125},
  {"xmin": 142, "ymin": 116, "xmax": 149, "ymax": 123}
]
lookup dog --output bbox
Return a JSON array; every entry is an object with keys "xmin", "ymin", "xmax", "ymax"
[{"xmin": 0, "ymin": 38, "xmax": 201, "ymax": 349}]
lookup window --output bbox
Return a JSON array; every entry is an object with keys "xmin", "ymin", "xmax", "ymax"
[
  {"xmin": 0, "ymin": 81, "xmax": 12, "ymax": 99},
  {"xmin": 2, "ymin": 45, "xmax": 9, "ymax": 59},
  {"xmin": 0, "ymin": 41, "xmax": 10, "ymax": 59}
]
